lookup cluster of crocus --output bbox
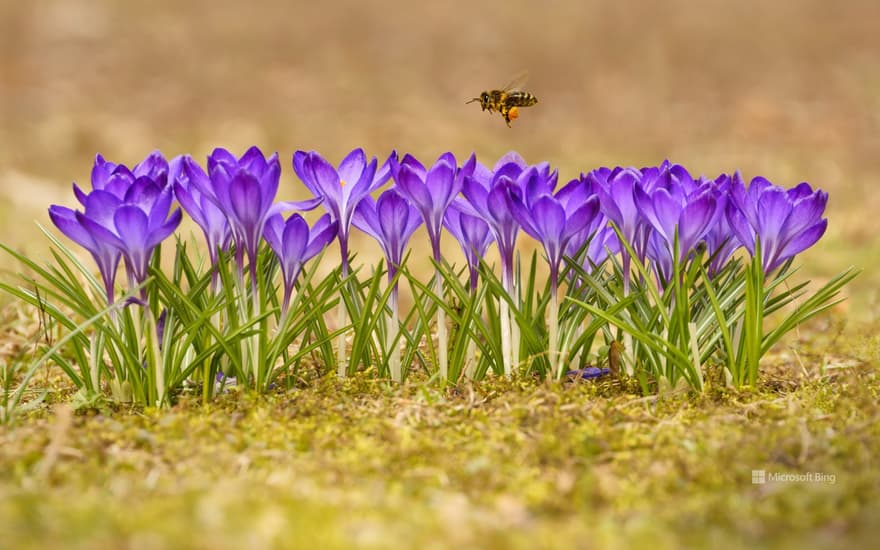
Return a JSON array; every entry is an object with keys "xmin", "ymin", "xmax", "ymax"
[
  {"xmin": 44, "ymin": 147, "xmax": 838, "ymax": 398},
  {"xmin": 584, "ymin": 160, "xmax": 828, "ymax": 286},
  {"xmin": 49, "ymin": 152, "xmax": 183, "ymax": 304}
]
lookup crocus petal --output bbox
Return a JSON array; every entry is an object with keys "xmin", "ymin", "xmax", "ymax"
[
  {"xmin": 346, "ymin": 157, "xmax": 379, "ymax": 207},
  {"xmin": 174, "ymin": 181, "xmax": 207, "ymax": 229},
  {"xmin": 83, "ymin": 190, "xmax": 123, "ymax": 229},
  {"xmin": 259, "ymin": 154, "xmax": 282, "ymax": 211},
  {"xmin": 49, "ymin": 206, "xmax": 97, "ymax": 251},
  {"xmin": 555, "ymin": 178, "xmax": 589, "ymax": 214},
  {"xmin": 229, "ymin": 172, "xmax": 263, "ymax": 234},
  {"xmin": 281, "ymin": 215, "xmax": 310, "ymax": 266},
  {"xmin": 103, "ymin": 171, "xmax": 135, "ymax": 199},
  {"xmin": 396, "ymin": 164, "xmax": 434, "ymax": 216},
  {"xmin": 73, "ymin": 182, "xmax": 90, "ymax": 206},
  {"xmin": 648, "ymin": 188, "xmax": 680, "ymax": 243},
  {"xmin": 263, "ymin": 214, "xmax": 284, "ymax": 254},
  {"xmin": 493, "ymin": 162, "xmax": 525, "ymax": 184},
  {"xmin": 90, "ymin": 154, "xmax": 116, "ymax": 192},
  {"xmin": 306, "ymin": 154, "xmax": 344, "ymax": 215},
  {"xmin": 240, "ymin": 146, "xmax": 269, "ymax": 176},
  {"xmin": 377, "ymin": 191, "xmax": 410, "ymax": 263},
  {"xmin": 352, "ymin": 197, "xmax": 383, "ymax": 242},
  {"xmin": 425, "ymin": 159, "xmax": 457, "ymax": 212},
  {"xmin": 145, "ymin": 208, "xmax": 182, "ymax": 250},
  {"xmin": 769, "ymin": 219, "xmax": 827, "ymax": 273},
  {"xmin": 372, "ymin": 150, "xmax": 397, "ymax": 191},
  {"xmin": 460, "ymin": 176, "xmax": 491, "ymax": 220},
  {"xmin": 124, "ymin": 177, "xmax": 162, "ymax": 214},
  {"xmin": 677, "ymin": 194, "xmax": 716, "ymax": 253},
  {"xmin": 393, "ymin": 153, "xmax": 426, "ymax": 181},
  {"xmin": 293, "ymin": 151, "xmax": 317, "ymax": 195},
  {"xmin": 486, "ymin": 180, "xmax": 515, "ymax": 226},
  {"xmin": 133, "ymin": 150, "xmax": 169, "ymax": 183},
  {"xmin": 563, "ymin": 197, "xmax": 601, "ymax": 243},
  {"xmin": 755, "ymin": 188, "xmax": 792, "ymax": 263},
  {"xmin": 494, "ymin": 151, "xmax": 527, "ymax": 172},
  {"xmin": 113, "ymin": 206, "xmax": 149, "ymax": 248},
  {"xmin": 304, "ymin": 215, "xmax": 337, "ymax": 259},
  {"xmin": 782, "ymin": 191, "xmax": 827, "ymax": 237},
  {"xmin": 726, "ymin": 202, "xmax": 756, "ymax": 255},
  {"xmin": 268, "ymin": 197, "xmax": 324, "ymax": 217},
  {"xmin": 147, "ymin": 186, "xmax": 175, "ymax": 230},
  {"xmin": 113, "ymin": 205, "xmax": 151, "ymax": 281},
  {"xmin": 531, "ymin": 196, "xmax": 567, "ymax": 264},
  {"xmin": 337, "ymin": 148, "xmax": 367, "ymax": 190},
  {"xmin": 506, "ymin": 188, "xmax": 541, "ymax": 239}
]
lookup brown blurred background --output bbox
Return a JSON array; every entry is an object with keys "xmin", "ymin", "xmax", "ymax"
[{"xmin": 1, "ymin": 0, "xmax": 878, "ymax": 318}]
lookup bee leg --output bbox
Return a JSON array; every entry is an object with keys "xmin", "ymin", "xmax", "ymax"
[{"xmin": 501, "ymin": 105, "xmax": 513, "ymax": 127}]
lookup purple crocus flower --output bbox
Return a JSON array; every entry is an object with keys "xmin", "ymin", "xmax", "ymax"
[
  {"xmin": 566, "ymin": 367, "xmax": 610, "ymax": 379},
  {"xmin": 507, "ymin": 175, "xmax": 602, "ymax": 292},
  {"xmin": 352, "ymin": 188, "xmax": 422, "ymax": 382},
  {"xmin": 132, "ymin": 150, "xmax": 170, "ymax": 184},
  {"xmin": 76, "ymin": 156, "xmax": 134, "ymax": 204},
  {"xmin": 263, "ymin": 213, "xmax": 337, "ymax": 314},
  {"xmin": 587, "ymin": 226, "xmax": 620, "ymax": 266},
  {"xmin": 590, "ymin": 167, "xmax": 645, "ymax": 249},
  {"xmin": 49, "ymin": 191, "xmax": 123, "ymax": 305},
  {"xmin": 393, "ymin": 152, "xmax": 477, "ymax": 382},
  {"xmin": 293, "ymin": 149, "xmax": 395, "ymax": 275},
  {"xmin": 78, "ymin": 175, "xmax": 183, "ymax": 293},
  {"xmin": 702, "ymin": 173, "xmax": 743, "ymax": 276},
  {"xmin": 560, "ymin": 176, "xmax": 618, "ymax": 272},
  {"xmin": 590, "ymin": 166, "xmax": 651, "ymax": 292},
  {"xmin": 75, "ymin": 150, "xmax": 168, "ymax": 204},
  {"xmin": 352, "ymin": 188, "xmax": 423, "ymax": 285},
  {"xmin": 392, "ymin": 152, "xmax": 476, "ymax": 262},
  {"xmin": 50, "ymin": 152, "xmax": 179, "ymax": 303},
  {"xmin": 634, "ymin": 163, "xmax": 719, "ymax": 285},
  {"xmin": 461, "ymin": 154, "xmax": 553, "ymax": 377},
  {"xmin": 726, "ymin": 176, "xmax": 828, "ymax": 275},
  {"xmin": 444, "ymin": 201, "xmax": 495, "ymax": 291},
  {"xmin": 460, "ymin": 161, "xmax": 543, "ymax": 284},
  {"xmin": 170, "ymin": 155, "xmax": 232, "ymax": 269},
  {"xmin": 188, "ymin": 147, "xmax": 321, "ymax": 290},
  {"xmin": 492, "ymin": 151, "xmax": 553, "ymax": 182}
]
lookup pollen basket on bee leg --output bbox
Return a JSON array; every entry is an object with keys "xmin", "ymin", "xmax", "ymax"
[{"xmin": 508, "ymin": 107, "xmax": 520, "ymax": 120}]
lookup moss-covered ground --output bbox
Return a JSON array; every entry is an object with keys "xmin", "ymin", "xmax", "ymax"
[{"xmin": 2, "ymin": 316, "xmax": 878, "ymax": 549}]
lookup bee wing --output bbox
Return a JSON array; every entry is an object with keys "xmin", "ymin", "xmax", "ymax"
[{"xmin": 501, "ymin": 70, "xmax": 530, "ymax": 92}]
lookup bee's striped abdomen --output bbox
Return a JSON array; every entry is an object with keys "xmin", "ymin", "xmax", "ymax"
[{"xmin": 506, "ymin": 91, "xmax": 538, "ymax": 107}]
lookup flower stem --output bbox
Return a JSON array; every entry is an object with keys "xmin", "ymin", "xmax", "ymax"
[
  {"xmin": 500, "ymin": 265, "xmax": 513, "ymax": 377},
  {"xmin": 464, "ymin": 285, "xmax": 478, "ymax": 380},
  {"xmin": 89, "ymin": 332, "xmax": 102, "ymax": 393},
  {"xmin": 434, "ymin": 269, "xmax": 448, "ymax": 384},
  {"xmin": 337, "ymin": 242, "xmax": 350, "ymax": 377},
  {"xmin": 621, "ymin": 266, "xmax": 634, "ymax": 377},
  {"xmin": 144, "ymin": 308, "xmax": 164, "ymax": 407},
  {"xmin": 336, "ymin": 299, "xmax": 347, "ymax": 378},
  {"xmin": 388, "ymin": 286, "xmax": 401, "ymax": 382},
  {"xmin": 510, "ymin": 257, "xmax": 520, "ymax": 372},
  {"xmin": 548, "ymin": 272, "xmax": 559, "ymax": 380}
]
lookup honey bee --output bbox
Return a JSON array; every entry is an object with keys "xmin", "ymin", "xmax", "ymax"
[{"xmin": 466, "ymin": 72, "xmax": 538, "ymax": 127}]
